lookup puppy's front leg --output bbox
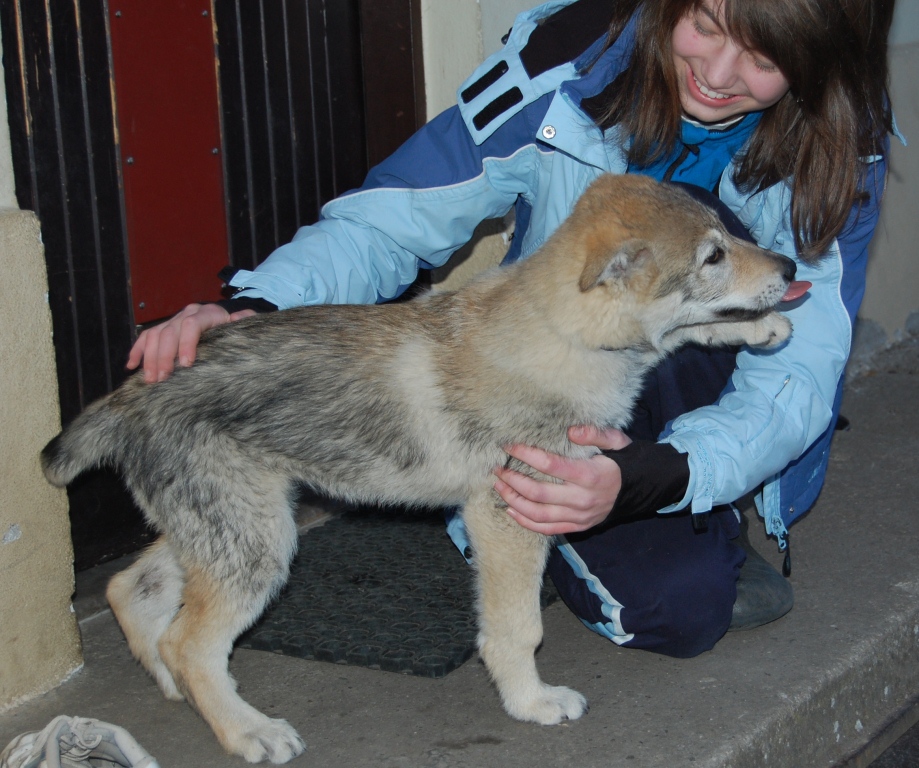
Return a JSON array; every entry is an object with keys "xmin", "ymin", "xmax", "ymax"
[
  {"xmin": 463, "ymin": 488, "xmax": 587, "ymax": 724},
  {"xmin": 670, "ymin": 312, "xmax": 792, "ymax": 350}
]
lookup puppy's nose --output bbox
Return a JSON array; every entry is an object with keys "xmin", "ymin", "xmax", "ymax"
[{"xmin": 781, "ymin": 257, "xmax": 797, "ymax": 281}]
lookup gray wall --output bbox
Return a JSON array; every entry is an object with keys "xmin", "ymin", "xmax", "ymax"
[
  {"xmin": 858, "ymin": 0, "xmax": 919, "ymax": 356},
  {"xmin": 891, "ymin": 0, "xmax": 919, "ymax": 46}
]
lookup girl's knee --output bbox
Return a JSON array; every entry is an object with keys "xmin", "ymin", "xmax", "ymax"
[
  {"xmin": 549, "ymin": 541, "xmax": 740, "ymax": 658},
  {"xmin": 621, "ymin": 552, "xmax": 740, "ymax": 657}
]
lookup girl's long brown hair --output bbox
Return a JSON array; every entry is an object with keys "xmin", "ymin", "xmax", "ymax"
[{"xmin": 598, "ymin": 0, "xmax": 895, "ymax": 261}]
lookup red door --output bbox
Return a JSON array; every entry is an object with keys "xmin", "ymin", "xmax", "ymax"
[{"xmin": 109, "ymin": 0, "xmax": 228, "ymax": 324}]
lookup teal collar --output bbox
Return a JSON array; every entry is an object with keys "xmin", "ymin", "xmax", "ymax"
[{"xmin": 629, "ymin": 111, "xmax": 762, "ymax": 190}]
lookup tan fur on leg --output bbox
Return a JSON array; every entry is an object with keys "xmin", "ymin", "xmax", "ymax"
[
  {"xmin": 157, "ymin": 568, "xmax": 305, "ymax": 764},
  {"xmin": 465, "ymin": 490, "xmax": 587, "ymax": 724}
]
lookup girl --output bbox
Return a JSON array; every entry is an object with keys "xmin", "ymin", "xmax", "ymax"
[{"xmin": 128, "ymin": 0, "xmax": 896, "ymax": 658}]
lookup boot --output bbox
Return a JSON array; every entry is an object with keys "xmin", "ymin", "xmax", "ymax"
[{"xmin": 729, "ymin": 512, "xmax": 794, "ymax": 631}]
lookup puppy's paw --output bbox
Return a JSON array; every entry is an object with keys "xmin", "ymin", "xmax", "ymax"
[
  {"xmin": 747, "ymin": 313, "xmax": 792, "ymax": 348},
  {"xmin": 153, "ymin": 666, "xmax": 185, "ymax": 702},
  {"xmin": 228, "ymin": 718, "xmax": 306, "ymax": 764},
  {"xmin": 506, "ymin": 683, "xmax": 588, "ymax": 725}
]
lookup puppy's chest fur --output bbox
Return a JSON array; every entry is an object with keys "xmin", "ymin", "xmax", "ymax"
[{"xmin": 384, "ymin": 296, "xmax": 656, "ymax": 474}]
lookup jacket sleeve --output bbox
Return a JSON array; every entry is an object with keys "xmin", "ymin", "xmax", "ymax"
[
  {"xmin": 227, "ymin": 105, "xmax": 545, "ymax": 309},
  {"xmin": 659, "ymin": 155, "xmax": 887, "ymax": 515}
]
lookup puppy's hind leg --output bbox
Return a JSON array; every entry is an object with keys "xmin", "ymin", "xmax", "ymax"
[
  {"xmin": 107, "ymin": 537, "xmax": 186, "ymax": 701},
  {"xmin": 465, "ymin": 490, "xmax": 588, "ymax": 725},
  {"xmin": 156, "ymin": 481, "xmax": 304, "ymax": 764},
  {"xmin": 158, "ymin": 565, "xmax": 305, "ymax": 764}
]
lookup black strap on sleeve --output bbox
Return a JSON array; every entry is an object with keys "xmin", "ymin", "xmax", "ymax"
[
  {"xmin": 461, "ymin": 60, "xmax": 510, "ymax": 104},
  {"xmin": 215, "ymin": 266, "xmax": 278, "ymax": 314},
  {"xmin": 472, "ymin": 87, "xmax": 524, "ymax": 131}
]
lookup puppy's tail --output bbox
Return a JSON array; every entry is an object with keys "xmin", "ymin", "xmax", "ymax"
[{"xmin": 41, "ymin": 396, "xmax": 123, "ymax": 486}]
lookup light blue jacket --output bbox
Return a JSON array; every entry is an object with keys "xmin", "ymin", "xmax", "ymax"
[{"xmin": 229, "ymin": 0, "xmax": 888, "ymax": 549}]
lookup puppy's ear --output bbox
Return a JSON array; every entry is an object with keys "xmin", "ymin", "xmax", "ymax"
[{"xmin": 579, "ymin": 238, "xmax": 650, "ymax": 292}]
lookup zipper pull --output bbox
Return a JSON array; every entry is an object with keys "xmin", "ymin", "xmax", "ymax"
[{"xmin": 781, "ymin": 533, "xmax": 792, "ymax": 577}]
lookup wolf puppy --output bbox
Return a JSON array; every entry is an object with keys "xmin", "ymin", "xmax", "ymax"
[{"xmin": 43, "ymin": 175, "xmax": 797, "ymax": 763}]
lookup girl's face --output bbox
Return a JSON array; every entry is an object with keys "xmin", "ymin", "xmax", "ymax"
[{"xmin": 672, "ymin": 0, "xmax": 791, "ymax": 123}]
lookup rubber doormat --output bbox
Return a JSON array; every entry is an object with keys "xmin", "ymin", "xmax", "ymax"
[{"xmin": 237, "ymin": 506, "xmax": 557, "ymax": 678}]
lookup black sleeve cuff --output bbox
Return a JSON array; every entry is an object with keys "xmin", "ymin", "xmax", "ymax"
[
  {"xmin": 216, "ymin": 266, "xmax": 278, "ymax": 314},
  {"xmin": 214, "ymin": 296, "xmax": 279, "ymax": 314},
  {"xmin": 600, "ymin": 441, "xmax": 690, "ymax": 522}
]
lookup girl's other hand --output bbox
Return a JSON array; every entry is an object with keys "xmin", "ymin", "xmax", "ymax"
[{"xmin": 494, "ymin": 426, "xmax": 632, "ymax": 536}]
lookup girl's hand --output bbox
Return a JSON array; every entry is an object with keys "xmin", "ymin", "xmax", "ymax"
[
  {"xmin": 494, "ymin": 425, "xmax": 632, "ymax": 535},
  {"xmin": 127, "ymin": 303, "xmax": 255, "ymax": 383}
]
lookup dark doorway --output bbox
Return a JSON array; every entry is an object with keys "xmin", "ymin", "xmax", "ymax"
[{"xmin": 1, "ymin": 0, "xmax": 424, "ymax": 570}]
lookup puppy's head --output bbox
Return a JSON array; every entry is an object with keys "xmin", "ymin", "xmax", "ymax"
[{"xmin": 571, "ymin": 175, "xmax": 799, "ymax": 330}]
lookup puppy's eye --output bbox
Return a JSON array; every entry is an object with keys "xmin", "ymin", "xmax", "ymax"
[{"xmin": 704, "ymin": 247, "xmax": 725, "ymax": 265}]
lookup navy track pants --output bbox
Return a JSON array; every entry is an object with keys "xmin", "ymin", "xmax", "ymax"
[{"xmin": 545, "ymin": 343, "xmax": 746, "ymax": 658}]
